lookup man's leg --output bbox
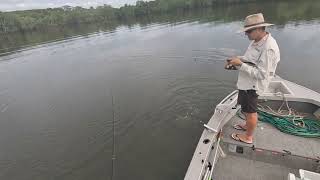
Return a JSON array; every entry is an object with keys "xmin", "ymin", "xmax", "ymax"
[
  {"xmin": 238, "ymin": 112, "xmax": 247, "ymax": 130},
  {"xmin": 244, "ymin": 112, "xmax": 257, "ymax": 141},
  {"xmin": 236, "ymin": 90, "xmax": 248, "ymax": 130},
  {"xmin": 233, "ymin": 90, "xmax": 258, "ymax": 143},
  {"xmin": 235, "ymin": 112, "xmax": 256, "ymax": 142}
]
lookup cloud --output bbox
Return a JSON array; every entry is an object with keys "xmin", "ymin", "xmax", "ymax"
[
  {"xmin": 0, "ymin": 0, "xmax": 144, "ymax": 12},
  {"xmin": 17, "ymin": 3, "xmax": 26, "ymax": 8}
]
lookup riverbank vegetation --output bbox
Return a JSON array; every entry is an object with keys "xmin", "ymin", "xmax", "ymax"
[{"xmin": 0, "ymin": 0, "xmax": 297, "ymax": 34}]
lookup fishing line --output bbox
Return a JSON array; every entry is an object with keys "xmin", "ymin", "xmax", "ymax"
[{"xmin": 110, "ymin": 90, "xmax": 116, "ymax": 180}]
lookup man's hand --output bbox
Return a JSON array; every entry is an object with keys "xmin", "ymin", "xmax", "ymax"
[{"xmin": 227, "ymin": 57, "xmax": 243, "ymax": 66}]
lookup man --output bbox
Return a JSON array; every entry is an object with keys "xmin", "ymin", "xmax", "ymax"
[{"xmin": 225, "ymin": 13, "xmax": 280, "ymax": 144}]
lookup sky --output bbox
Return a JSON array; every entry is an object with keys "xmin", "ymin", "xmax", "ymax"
[{"xmin": 0, "ymin": 0, "xmax": 146, "ymax": 12}]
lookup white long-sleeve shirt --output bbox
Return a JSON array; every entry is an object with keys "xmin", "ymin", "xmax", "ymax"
[{"xmin": 236, "ymin": 33, "xmax": 280, "ymax": 95}]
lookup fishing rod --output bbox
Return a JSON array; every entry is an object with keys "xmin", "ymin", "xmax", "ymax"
[
  {"xmin": 192, "ymin": 56, "xmax": 230, "ymax": 62},
  {"xmin": 109, "ymin": 48, "xmax": 238, "ymax": 62},
  {"xmin": 109, "ymin": 53, "xmax": 257, "ymax": 71},
  {"xmin": 108, "ymin": 49, "xmax": 244, "ymax": 67}
]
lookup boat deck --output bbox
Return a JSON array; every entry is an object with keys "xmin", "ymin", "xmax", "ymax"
[
  {"xmin": 222, "ymin": 114, "xmax": 320, "ymax": 159},
  {"xmin": 213, "ymin": 154, "xmax": 299, "ymax": 180},
  {"xmin": 212, "ymin": 114, "xmax": 320, "ymax": 180}
]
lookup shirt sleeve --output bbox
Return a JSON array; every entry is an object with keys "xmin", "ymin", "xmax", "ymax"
[
  {"xmin": 269, "ymin": 50, "xmax": 279, "ymax": 75},
  {"xmin": 239, "ymin": 49, "xmax": 275, "ymax": 80}
]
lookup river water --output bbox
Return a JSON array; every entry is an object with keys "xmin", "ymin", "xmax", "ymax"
[{"xmin": 0, "ymin": 1, "xmax": 320, "ymax": 180}]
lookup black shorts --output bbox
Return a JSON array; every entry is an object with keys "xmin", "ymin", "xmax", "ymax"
[{"xmin": 237, "ymin": 90, "xmax": 258, "ymax": 113}]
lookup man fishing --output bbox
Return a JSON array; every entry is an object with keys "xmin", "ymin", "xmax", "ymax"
[{"xmin": 225, "ymin": 13, "xmax": 280, "ymax": 144}]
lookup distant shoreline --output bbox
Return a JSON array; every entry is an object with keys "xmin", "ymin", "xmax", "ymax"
[
  {"xmin": 0, "ymin": 0, "xmax": 319, "ymax": 55},
  {"xmin": 0, "ymin": 0, "xmax": 281, "ymax": 34}
]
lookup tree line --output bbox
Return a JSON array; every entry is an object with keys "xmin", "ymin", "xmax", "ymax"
[{"xmin": 0, "ymin": 0, "xmax": 274, "ymax": 34}]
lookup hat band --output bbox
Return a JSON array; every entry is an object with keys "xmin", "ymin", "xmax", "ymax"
[{"xmin": 244, "ymin": 21, "xmax": 265, "ymax": 28}]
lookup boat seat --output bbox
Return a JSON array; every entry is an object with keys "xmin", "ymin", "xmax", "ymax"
[
  {"xmin": 314, "ymin": 108, "xmax": 320, "ymax": 119},
  {"xmin": 299, "ymin": 169, "xmax": 320, "ymax": 180},
  {"xmin": 288, "ymin": 169, "xmax": 320, "ymax": 180},
  {"xmin": 288, "ymin": 173, "xmax": 298, "ymax": 180}
]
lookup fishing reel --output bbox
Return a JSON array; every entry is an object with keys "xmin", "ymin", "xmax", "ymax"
[{"xmin": 225, "ymin": 64, "xmax": 237, "ymax": 70}]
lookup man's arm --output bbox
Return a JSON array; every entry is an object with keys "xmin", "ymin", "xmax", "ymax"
[{"xmin": 228, "ymin": 49, "xmax": 276, "ymax": 80}]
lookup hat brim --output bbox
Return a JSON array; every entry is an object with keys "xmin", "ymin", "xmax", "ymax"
[{"xmin": 237, "ymin": 23, "xmax": 274, "ymax": 33}]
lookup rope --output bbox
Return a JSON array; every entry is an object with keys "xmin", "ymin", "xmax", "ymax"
[
  {"xmin": 236, "ymin": 107, "xmax": 320, "ymax": 138},
  {"xmin": 257, "ymin": 110, "xmax": 320, "ymax": 138},
  {"xmin": 236, "ymin": 92, "xmax": 320, "ymax": 138}
]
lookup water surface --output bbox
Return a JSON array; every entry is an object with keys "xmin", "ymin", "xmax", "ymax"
[{"xmin": 0, "ymin": 1, "xmax": 320, "ymax": 180}]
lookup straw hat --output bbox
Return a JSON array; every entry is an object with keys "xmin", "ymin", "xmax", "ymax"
[{"xmin": 240, "ymin": 13, "xmax": 274, "ymax": 32}]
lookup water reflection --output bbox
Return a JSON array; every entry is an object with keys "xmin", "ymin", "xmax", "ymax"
[{"xmin": 1, "ymin": 0, "xmax": 320, "ymax": 56}]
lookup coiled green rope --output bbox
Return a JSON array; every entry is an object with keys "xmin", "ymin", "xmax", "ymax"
[{"xmin": 237, "ymin": 110, "xmax": 320, "ymax": 138}]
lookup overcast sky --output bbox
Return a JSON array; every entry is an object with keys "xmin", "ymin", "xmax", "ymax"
[{"xmin": 0, "ymin": 0, "xmax": 145, "ymax": 12}]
